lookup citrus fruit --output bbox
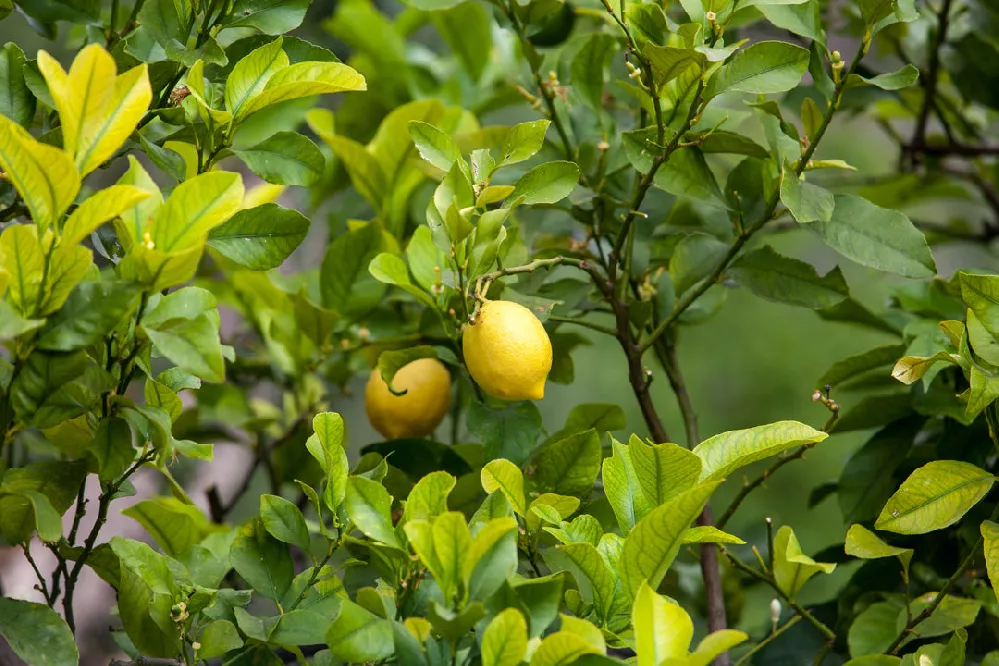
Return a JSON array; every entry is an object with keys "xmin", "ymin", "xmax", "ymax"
[
  {"xmin": 462, "ymin": 300, "xmax": 553, "ymax": 401},
  {"xmin": 365, "ymin": 357, "xmax": 452, "ymax": 440}
]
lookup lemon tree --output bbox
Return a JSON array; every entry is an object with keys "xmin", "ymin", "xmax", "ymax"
[{"xmin": 2, "ymin": 0, "xmax": 999, "ymax": 664}]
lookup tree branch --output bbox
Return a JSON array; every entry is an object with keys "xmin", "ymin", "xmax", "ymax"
[{"xmin": 908, "ymin": 0, "xmax": 953, "ymax": 168}]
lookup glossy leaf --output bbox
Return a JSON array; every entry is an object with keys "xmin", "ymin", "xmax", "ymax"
[
  {"xmin": 621, "ymin": 480, "xmax": 721, "ymax": 597},
  {"xmin": 208, "ymin": 203, "xmax": 309, "ymax": 270},
  {"xmin": 234, "ymin": 131, "xmax": 324, "ymax": 186},
  {"xmin": 0, "ymin": 598, "xmax": 79, "ymax": 666},
  {"xmin": 807, "ymin": 195, "xmax": 936, "ymax": 278},
  {"xmin": 482, "ymin": 608, "xmax": 529, "ymax": 666},
  {"xmin": 534, "ymin": 429, "xmax": 602, "ymax": 497},
  {"xmin": 772, "ymin": 525, "xmax": 836, "ymax": 600},
  {"xmin": 481, "ymin": 459, "xmax": 527, "ymax": 516},
  {"xmin": 508, "ymin": 161, "xmax": 580, "ymax": 206},
  {"xmin": 693, "ymin": 420, "xmax": 827, "ymax": 482},
  {"xmin": 728, "ymin": 245, "xmax": 848, "ymax": 309},
  {"xmin": 875, "ymin": 460, "xmax": 994, "ymax": 534},
  {"xmin": 260, "ymin": 493, "xmax": 311, "ymax": 551},
  {"xmin": 706, "ymin": 41, "xmax": 809, "ymax": 99}
]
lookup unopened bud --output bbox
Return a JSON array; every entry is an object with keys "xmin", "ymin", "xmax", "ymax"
[
  {"xmin": 706, "ymin": 10, "xmax": 716, "ymax": 21},
  {"xmin": 192, "ymin": 642, "xmax": 201, "ymax": 651},
  {"xmin": 770, "ymin": 598, "xmax": 781, "ymax": 624},
  {"xmin": 812, "ymin": 389, "xmax": 822, "ymax": 402},
  {"xmin": 830, "ymin": 50, "xmax": 842, "ymax": 63}
]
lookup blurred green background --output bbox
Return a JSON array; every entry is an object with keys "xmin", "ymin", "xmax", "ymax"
[{"xmin": 4, "ymin": 0, "xmax": 996, "ymax": 642}]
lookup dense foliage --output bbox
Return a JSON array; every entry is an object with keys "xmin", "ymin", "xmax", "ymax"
[{"xmin": 3, "ymin": 0, "xmax": 999, "ymax": 664}]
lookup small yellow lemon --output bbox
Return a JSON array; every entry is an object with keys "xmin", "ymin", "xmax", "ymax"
[
  {"xmin": 462, "ymin": 300, "xmax": 553, "ymax": 401},
  {"xmin": 365, "ymin": 358, "xmax": 452, "ymax": 440}
]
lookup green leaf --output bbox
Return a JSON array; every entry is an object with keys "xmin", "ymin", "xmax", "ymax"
[
  {"xmin": 705, "ymin": 41, "xmax": 810, "ymax": 99},
  {"xmin": 62, "ymin": 185, "xmax": 151, "ymax": 246},
  {"xmin": 345, "ymin": 476, "xmax": 401, "ymax": 548},
  {"xmin": 482, "ymin": 608, "xmax": 529, "ymax": 666},
  {"xmin": 145, "ymin": 313, "xmax": 226, "ymax": 383},
  {"xmin": 875, "ymin": 460, "xmax": 994, "ymax": 534},
  {"xmin": 151, "ymin": 171, "xmax": 245, "ymax": 254},
  {"xmin": 409, "ymin": 121, "xmax": 462, "ymax": 172},
  {"xmin": 87, "ymin": 417, "xmax": 135, "ymax": 481},
  {"xmin": 848, "ymin": 64, "xmax": 919, "ymax": 90},
  {"xmin": 11, "ymin": 351, "xmax": 112, "ymax": 429},
  {"xmin": 464, "ymin": 517, "xmax": 518, "ymax": 601},
  {"xmin": 0, "ymin": 598, "xmax": 79, "ymax": 666},
  {"xmin": 0, "ymin": 43, "xmax": 35, "ymax": 127},
  {"xmin": 780, "ymin": 169, "xmax": 835, "ymax": 223},
  {"xmin": 481, "ymin": 459, "xmax": 527, "ymax": 516},
  {"xmin": 222, "ymin": 0, "xmax": 310, "ymax": 34},
  {"xmin": 530, "ymin": 630, "xmax": 601, "ymax": 666},
  {"xmin": 230, "ymin": 518, "xmax": 294, "ymax": 601},
  {"xmin": 467, "ymin": 400, "xmax": 542, "ymax": 465},
  {"xmin": 806, "ymin": 195, "xmax": 936, "ymax": 278},
  {"xmin": 642, "ymin": 44, "xmax": 704, "ymax": 89},
  {"xmin": 570, "ymin": 33, "xmax": 616, "ymax": 112},
  {"xmin": 621, "ymin": 480, "xmax": 721, "ymax": 597},
  {"xmin": 320, "ymin": 221, "xmax": 386, "ymax": 316},
  {"xmin": 603, "ymin": 439, "xmax": 653, "ymax": 533},
  {"xmin": 403, "ymin": 471, "xmax": 455, "ymax": 524},
  {"xmin": 848, "ymin": 600, "xmax": 902, "ymax": 657},
  {"xmin": 234, "ymin": 132, "xmax": 324, "ymax": 186},
  {"xmin": 655, "ymin": 147, "xmax": 724, "ymax": 204},
  {"xmin": 306, "ymin": 413, "xmax": 349, "ymax": 513},
  {"xmin": 670, "ymin": 233, "xmax": 728, "ymax": 297},
  {"xmin": 697, "ymin": 131, "xmax": 770, "ymax": 158},
  {"xmin": 563, "ymin": 403, "xmax": 626, "ymax": 434},
  {"xmin": 369, "ymin": 253, "xmax": 437, "ymax": 308},
  {"xmin": 631, "ymin": 437, "xmax": 702, "ymax": 507},
  {"xmin": 845, "ymin": 524, "xmax": 912, "ymax": 577},
  {"xmin": 208, "ymin": 203, "xmax": 309, "ymax": 270},
  {"xmin": 843, "ymin": 657, "xmax": 901, "ymax": 666},
  {"xmin": 122, "ymin": 497, "xmax": 211, "ymax": 557},
  {"xmin": 38, "ymin": 281, "xmax": 136, "ymax": 353},
  {"xmin": 772, "ymin": 525, "xmax": 836, "ymax": 600},
  {"xmin": 898, "ymin": 595, "xmax": 980, "ymax": 645},
  {"xmin": 431, "ymin": 2, "xmax": 493, "ymax": 81},
  {"xmin": 224, "ymin": 37, "xmax": 289, "ymax": 117},
  {"xmin": 552, "ymin": 542, "xmax": 615, "ymax": 622},
  {"xmin": 318, "ymin": 134, "xmax": 387, "ymax": 212},
  {"xmin": 534, "ymin": 429, "xmax": 602, "ymax": 497},
  {"xmin": 500, "ymin": 120, "xmax": 550, "ymax": 167},
  {"xmin": 728, "ymin": 245, "xmax": 848, "ymax": 309},
  {"xmin": 260, "ymin": 494, "xmax": 311, "ymax": 551},
  {"xmin": 960, "ymin": 273, "xmax": 999, "ymax": 338},
  {"xmin": 508, "ymin": 161, "xmax": 580, "ymax": 206},
  {"xmin": 0, "ymin": 114, "xmax": 80, "ymax": 229},
  {"xmin": 693, "ymin": 420, "xmax": 828, "ymax": 482},
  {"xmin": 681, "ymin": 525, "xmax": 745, "ymax": 545},
  {"xmin": 326, "ymin": 600, "xmax": 394, "ymax": 662},
  {"xmin": 633, "ymin": 581, "xmax": 691, "ymax": 666},
  {"xmin": 819, "ymin": 344, "xmax": 907, "ymax": 388},
  {"xmin": 838, "ymin": 419, "xmax": 920, "ymax": 523},
  {"xmin": 236, "ymin": 61, "xmax": 366, "ymax": 120},
  {"xmin": 982, "ymin": 520, "xmax": 999, "ymax": 605},
  {"xmin": 198, "ymin": 620, "xmax": 243, "ymax": 660}
]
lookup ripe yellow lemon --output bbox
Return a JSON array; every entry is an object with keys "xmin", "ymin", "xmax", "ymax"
[
  {"xmin": 462, "ymin": 300, "xmax": 553, "ymax": 401},
  {"xmin": 365, "ymin": 358, "xmax": 452, "ymax": 440}
]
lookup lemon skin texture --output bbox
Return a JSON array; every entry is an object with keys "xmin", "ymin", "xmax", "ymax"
[
  {"xmin": 462, "ymin": 300, "xmax": 553, "ymax": 401},
  {"xmin": 365, "ymin": 357, "xmax": 452, "ymax": 440}
]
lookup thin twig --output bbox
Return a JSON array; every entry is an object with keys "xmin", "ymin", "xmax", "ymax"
[
  {"xmin": 908, "ymin": 0, "xmax": 953, "ymax": 168},
  {"xmin": 22, "ymin": 543, "xmax": 51, "ymax": 603},
  {"xmin": 723, "ymin": 548, "xmax": 836, "ymax": 643},
  {"xmin": 886, "ymin": 500, "xmax": 999, "ymax": 653},
  {"xmin": 734, "ymin": 616, "xmax": 802, "ymax": 666}
]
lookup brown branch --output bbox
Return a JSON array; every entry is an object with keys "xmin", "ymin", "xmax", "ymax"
[
  {"xmin": 904, "ymin": 142, "xmax": 999, "ymax": 158},
  {"xmin": 908, "ymin": 0, "xmax": 954, "ymax": 168}
]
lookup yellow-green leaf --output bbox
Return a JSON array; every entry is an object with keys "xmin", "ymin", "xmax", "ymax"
[
  {"xmin": 875, "ymin": 460, "xmax": 995, "ymax": 534},
  {"xmin": 150, "ymin": 172, "xmax": 244, "ymax": 253},
  {"xmin": 62, "ymin": 185, "xmax": 150, "ymax": 246},
  {"xmin": 982, "ymin": 520, "xmax": 999, "ymax": 605},
  {"xmin": 0, "ymin": 224, "xmax": 45, "ymax": 316},
  {"xmin": 681, "ymin": 525, "xmax": 745, "ymax": 545},
  {"xmin": 225, "ymin": 36, "xmax": 289, "ymax": 117},
  {"xmin": 621, "ymin": 480, "xmax": 721, "ymax": 597},
  {"xmin": 236, "ymin": 61, "xmax": 366, "ymax": 120},
  {"xmin": 0, "ymin": 115, "xmax": 80, "ymax": 229},
  {"xmin": 481, "ymin": 459, "xmax": 526, "ymax": 516},
  {"xmin": 693, "ymin": 420, "xmax": 827, "ymax": 482},
  {"xmin": 116, "ymin": 156, "xmax": 163, "ymax": 247},
  {"xmin": 772, "ymin": 525, "xmax": 836, "ymax": 601},
  {"xmin": 185, "ymin": 60, "xmax": 233, "ymax": 125},
  {"xmin": 633, "ymin": 581, "xmax": 691, "ymax": 666},
  {"xmin": 844, "ymin": 524, "xmax": 912, "ymax": 576},
  {"xmin": 38, "ymin": 45, "xmax": 151, "ymax": 175},
  {"xmin": 530, "ymin": 630, "xmax": 600, "ymax": 666},
  {"xmin": 482, "ymin": 608, "xmax": 528, "ymax": 666}
]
